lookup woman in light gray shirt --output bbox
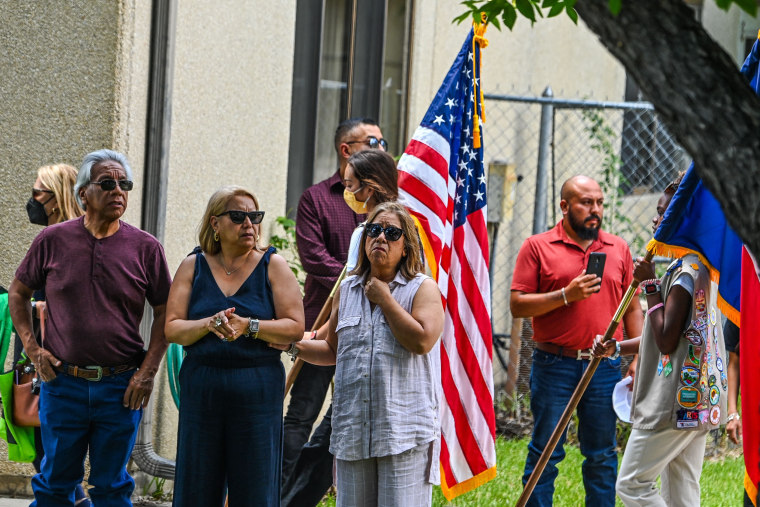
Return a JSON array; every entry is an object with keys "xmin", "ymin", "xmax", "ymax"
[{"xmin": 273, "ymin": 202, "xmax": 444, "ymax": 507}]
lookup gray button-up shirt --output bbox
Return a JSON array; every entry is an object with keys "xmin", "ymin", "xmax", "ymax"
[{"xmin": 330, "ymin": 272, "xmax": 441, "ymax": 461}]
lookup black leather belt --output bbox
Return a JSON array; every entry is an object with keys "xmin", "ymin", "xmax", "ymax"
[
  {"xmin": 56, "ymin": 362, "xmax": 139, "ymax": 381},
  {"xmin": 535, "ymin": 341, "xmax": 593, "ymax": 360}
]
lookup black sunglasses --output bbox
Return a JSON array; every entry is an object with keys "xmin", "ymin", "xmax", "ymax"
[
  {"xmin": 32, "ymin": 188, "xmax": 54, "ymax": 197},
  {"xmin": 366, "ymin": 223, "xmax": 404, "ymax": 242},
  {"xmin": 218, "ymin": 210, "xmax": 265, "ymax": 224},
  {"xmin": 88, "ymin": 179, "xmax": 134, "ymax": 192},
  {"xmin": 346, "ymin": 136, "xmax": 388, "ymax": 151}
]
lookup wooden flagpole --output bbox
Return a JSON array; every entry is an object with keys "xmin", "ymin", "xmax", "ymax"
[
  {"xmin": 284, "ymin": 265, "xmax": 347, "ymax": 396},
  {"xmin": 516, "ymin": 250, "xmax": 653, "ymax": 507}
]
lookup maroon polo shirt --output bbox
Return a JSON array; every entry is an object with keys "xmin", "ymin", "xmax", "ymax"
[
  {"xmin": 296, "ymin": 171, "xmax": 365, "ymax": 327},
  {"xmin": 15, "ymin": 217, "xmax": 172, "ymax": 366},
  {"xmin": 511, "ymin": 220, "xmax": 634, "ymax": 349}
]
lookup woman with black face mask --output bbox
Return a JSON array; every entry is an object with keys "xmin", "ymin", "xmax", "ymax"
[
  {"xmin": 20, "ymin": 163, "xmax": 90, "ymax": 505},
  {"xmin": 26, "ymin": 163, "xmax": 82, "ymax": 226}
]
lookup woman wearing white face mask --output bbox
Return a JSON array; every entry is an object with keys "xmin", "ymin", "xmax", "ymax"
[{"xmin": 342, "ymin": 150, "xmax": 399, "ymax": 273}]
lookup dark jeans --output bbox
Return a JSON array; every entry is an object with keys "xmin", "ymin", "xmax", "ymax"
[
  {"xmin": 282, "ymin": 362, "xmax": 335, "ymax": 483},
  {"xmin": 282, "ymin": 406, "xmax": 333, "ymax": 507},
  {"xmin": 522, "ymin": 349, "xmax": 621, "ymax": 507},
  {"xmin": 32, "ymin": 369, "xmax": 141, "ymax": 507}
]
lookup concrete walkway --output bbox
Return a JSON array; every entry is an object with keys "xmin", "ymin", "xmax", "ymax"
[
  {"xmin": 0, "ymin": 499, "xmax": 28, "ymax": 507},
  {"xmin": 0, "ymin": 498, "xmax": 171, "ymax": 506}
]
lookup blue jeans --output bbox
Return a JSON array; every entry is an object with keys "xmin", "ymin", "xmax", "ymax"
[
  {"xmin": 523, "ymin": 349, "xmax": 621, "ymax": 507},
  {"xmin": 32, "ymin": 370, "xmax": 142, "ymax": 507}
]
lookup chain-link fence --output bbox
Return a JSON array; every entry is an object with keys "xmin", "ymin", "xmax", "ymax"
[{"xmin": 484, "ymin": 88, "xmax": 691, "ymax": 424}]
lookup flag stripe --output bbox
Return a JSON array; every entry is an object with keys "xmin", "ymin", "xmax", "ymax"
[
  {"xmin": 439, "ymin": 338, "xmax": 489, "ymax": 475},
  {"xmin": 398, "ymin": 172, "xmax": 448, "ymax": 224},
  {"xmin": 444, "ymin": 266, "xmax": 496, "ymax": 438}
]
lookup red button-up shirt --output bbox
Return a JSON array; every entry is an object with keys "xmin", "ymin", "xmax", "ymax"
[{"xmin": 511, "ymin": 221, "xmax": 634, "ymax": 349}]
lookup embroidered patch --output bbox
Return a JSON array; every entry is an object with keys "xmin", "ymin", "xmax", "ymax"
[
  {"xmin": 710, "ymin": 406, "xmax": 721, "ymax": 425},
  {"xmin": 695, "ymin": 289, "xmax": 706, "ymax": 317},
  {"xmin": 677, "ymin": 386, "xmax": 701, "ymax": 409},
  {"xmin": 685, "ymin": 345, "xmax": 701, "ymax": 368},
  {"xmin": 677, "ymin": 409, "xmax": 700, "ymax": 429},
  {"xmin": 710, "ymin": 308, "xmax": 717, "ymax": 326},
  {"xmin": 680, "ymin": 367, "xmax": 700, "ymax": 387},
  {"xmin": 685, "ymin": 329, "xmax": 702, "ymax": 346},
  {"xmin": 709, "ymin": 385, "xmax": 720, "ymax": 405}
]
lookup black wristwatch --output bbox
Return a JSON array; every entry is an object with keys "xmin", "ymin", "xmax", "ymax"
[{"xmin": 247, "ymin": 318, "xmax": 260, "ymax": 338}]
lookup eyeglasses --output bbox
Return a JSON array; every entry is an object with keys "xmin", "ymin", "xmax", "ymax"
[
  {"xmin": 217, "ymin": 210, "xmax": 265, "ymax": 224},
  {"xmin": 88, "ymin": 179, "xmax": 134, "ymax": 192},
  {"xmin": 346, "ymin": 136, "xmax": 388, "ymax": 151},
  {"xmin": 32, "ymin": 188, "xmax": 54, "ymax": 198},
  {"xmin": 366, "ymin": 223, "xmax": 404, "ymax": 242}
]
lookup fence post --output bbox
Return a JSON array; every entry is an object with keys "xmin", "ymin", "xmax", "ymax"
[{"xmin": 532, "ymin": 86, "xmax": 553, "ymax": 234}]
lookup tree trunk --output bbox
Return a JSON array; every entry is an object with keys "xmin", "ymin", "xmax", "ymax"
[{"xmin": 575, "ymin": 0, "xmax": 760, "ymax": 255}]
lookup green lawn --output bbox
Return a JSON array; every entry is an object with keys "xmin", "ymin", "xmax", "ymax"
[{"xmin": 319, "ymin": 437, "xmax": 744, "ymax": 506}]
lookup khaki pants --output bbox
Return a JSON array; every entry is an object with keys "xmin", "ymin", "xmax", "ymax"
[{"xmin": 616, "ymin": 426, "xmax": 707, "ymax": 506}]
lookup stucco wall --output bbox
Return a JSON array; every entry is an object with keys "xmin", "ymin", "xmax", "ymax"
[{"xmin": 0, "ymin": 1, "xmax": 127, "ymax": 289}]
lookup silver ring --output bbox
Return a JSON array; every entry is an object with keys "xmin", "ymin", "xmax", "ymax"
[{"xmin": 214, "ymin": 316, "xmax": 223, "ymax": 327}]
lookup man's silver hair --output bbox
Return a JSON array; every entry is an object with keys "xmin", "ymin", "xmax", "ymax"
[{"xmin": 74, "ymin": 149, "xmax": 133, "ymax": 210}]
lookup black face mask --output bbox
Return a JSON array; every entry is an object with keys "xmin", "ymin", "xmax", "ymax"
[{"xmin": 26, "ymin": 196, "xmax": 51, "ymax": 226}]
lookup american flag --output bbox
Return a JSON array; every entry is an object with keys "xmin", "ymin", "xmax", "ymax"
[{"xmin": 397, "ymin": 26, "xmax": 496, "ymax": 500}]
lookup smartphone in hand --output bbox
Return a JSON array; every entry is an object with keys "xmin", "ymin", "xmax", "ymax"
[{"xmin": 586, "ymin": 252, "xmax": 606, "ymax": 288}]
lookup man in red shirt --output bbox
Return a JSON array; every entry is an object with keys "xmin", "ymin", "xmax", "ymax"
[{"xmin": 511, "ymin": 175, "xmax": 642, "ymax": 506}]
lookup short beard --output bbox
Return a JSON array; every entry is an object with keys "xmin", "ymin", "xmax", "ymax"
[{"xmin": 569, "ymin": 213, "xmax": 601, "ymax": 241}]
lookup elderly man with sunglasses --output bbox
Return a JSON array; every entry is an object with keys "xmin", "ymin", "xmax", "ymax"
[{"xmin": 9, "ymin": 149, "xmax": 172, "ymax": 506}]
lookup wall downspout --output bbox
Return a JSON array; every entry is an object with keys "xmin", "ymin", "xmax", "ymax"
[{"xmin": 134, "ymin": 0, "xmax": 177, "ymax": 480}]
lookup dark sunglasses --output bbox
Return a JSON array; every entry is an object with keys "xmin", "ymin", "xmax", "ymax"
[
  {"xmin": 366, "ymin": 223, "xmax": 404, "ymax": 242},
  {"xmin": 346, "ymin": 136, "xmax": 388, "ymax": 151},
  {"xmin": 32, "ymin": 188, "xmax": 54, "ymax": 197},
  {"xmin": 88, "ymin": 179, "xmax": 134, "ymax": 191},
  {"xmin": 217, "ymin": 210, "xmax": 265, "ymax": 224}
]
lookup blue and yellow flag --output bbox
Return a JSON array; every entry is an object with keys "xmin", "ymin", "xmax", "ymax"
[{"xmin": 647, "ymin": 163, "xmax": 742, "ymax": 325}]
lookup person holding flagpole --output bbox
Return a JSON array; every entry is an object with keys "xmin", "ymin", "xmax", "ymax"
[
  {"xmin": 511, "ymin": 174, "xmax": 643, "ymax": 506},
  {"xmin": 612, "ymin": 172, "xmax": 728, "ymax": 506}
]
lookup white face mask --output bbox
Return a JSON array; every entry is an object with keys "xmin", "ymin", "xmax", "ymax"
[{"xmin": 343, "ymin": 186, "xmax": 367, "ymax": 214}]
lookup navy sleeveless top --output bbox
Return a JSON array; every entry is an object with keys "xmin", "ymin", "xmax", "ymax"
[{"xmin": 184, "ymin": 246, "xmax": 280, "ymax": 365}]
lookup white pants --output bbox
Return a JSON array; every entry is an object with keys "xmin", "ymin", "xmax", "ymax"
[{"xmin": 616, "ymin": 426, "xmax": 707, "ymax": 506}]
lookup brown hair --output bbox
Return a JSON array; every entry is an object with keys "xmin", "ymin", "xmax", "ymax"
[
  {"xmin": 352, "ymin": 202, "xmax": 423, "ymax": 281},
  {"xmin": 347, "ymin": 150, "xmax": 398, "ymax": 205},
  {"xmin": 198, "ymin": 186, "xmax": 263, "ymax": 254},
  {"xmin": 37, "ymin": 164, "xmax": 83, "ymax": 221}
]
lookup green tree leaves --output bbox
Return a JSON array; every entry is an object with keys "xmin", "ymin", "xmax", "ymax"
[{"xmin": 455, "ymin": 0, "xmax": 755, "ymax": 31}]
